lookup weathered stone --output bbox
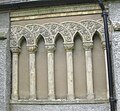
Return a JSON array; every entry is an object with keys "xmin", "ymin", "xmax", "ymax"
[
  {"xmin": 0, "ymin": 13, "xmax": 11, "ymax": 111},
  {"xmin": 109, "ymin": 1, "xmax": 120, "ymax": 111}
]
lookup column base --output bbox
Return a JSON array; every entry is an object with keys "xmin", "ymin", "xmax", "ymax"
[
  {"xmin": 87, "ymin": 93, "xmax": 94, "ymax": 100},
  {"xmin": 48, "ymin": 94, "xmax": 55, "ymax": 100},
  {"xmin": 29, "ymin": 95, "xmax": 36, "ymax": 100},
  {"xmin": 11, "ymin": 94, "xmax": 18, "ymax": 101},
  {"xmin": 67, "ymin": 94, "xmax": 74, "ymax": 100}
]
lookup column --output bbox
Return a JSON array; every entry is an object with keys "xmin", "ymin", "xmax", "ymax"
[
  {"xmin": 83, "ymin": 42, "xmax": 94, "ymax": 100},
  {"xmin": 45, "ymin": 45, "xmax": 55, "ymax": 100},
  {"xmin": 102, "ymin": 42, "xmax": 109, "ymax": 99},
  {"xmin": 11, "ymin": 47, "xmax": 21, "ymax": 100},
  {"xmin": 28, "ymin": 46, "xmax": 37, "ymax": 100},
  {"xmin": 64, "ymin": 43, "xmax": 74, "ymax": 100}
]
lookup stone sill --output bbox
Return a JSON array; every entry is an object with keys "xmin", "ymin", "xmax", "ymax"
[{"xmin": 10, "ymin": 99, "xmax": 109, "ymax": 105}]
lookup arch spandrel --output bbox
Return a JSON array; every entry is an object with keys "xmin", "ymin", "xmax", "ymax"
[
  {"xmin": 25, "ymin": 24, "xmax": 52, "ymax": 45},
  {"xmin": 44, "ymin": 23, "xmax": 72, "ymax": 44},
  {"xmin": 80, "ymin": 20, "xmax": 103, "ymax": 37},
  {"xmin": 11, "ymin": 25, "xmax": 32, "ymax": 47},
  {"xmin": 62, "ymin": 21, "xmax": 91, "ymax": 42}
]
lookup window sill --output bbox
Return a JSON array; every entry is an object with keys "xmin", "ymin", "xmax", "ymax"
[{"xmin": 10, "ymin": 99, "xmax": 109, "ymax": 105}]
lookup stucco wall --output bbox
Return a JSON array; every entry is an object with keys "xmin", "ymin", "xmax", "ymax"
[
  {"xmin": 0, "ymin": 12, "xmax": 11, "ymax": 111},
  {"xmin": 109, "ymin": 1, "xmax": 120, "ymax": 111}
]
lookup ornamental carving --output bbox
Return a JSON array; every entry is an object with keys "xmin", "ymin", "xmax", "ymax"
[
  {"xmin": 45, "ymin": 45, "xmax": 56, "ymax": 52},
  {"xmin": 83, "ymin": 42, "xmax": 93, "ymax": 51},
  {"xmin": 80, "ymin": 20, "xmax": 103, "ymax": 38},
  {"xmin": 11, "ymin": 47, "xmax": 21, "ymax": 53},
  {"xmin": 11, "ymin": 25, "xmax": 32, "ymax": 47},
  {"xmin": 26, "ymin": 24, "xmax": 52, "ymax": 44},
  {"xmin": 27, "ymin": 46, "xmax": 38, "ymax": 53},
  {"xmin": 62, "ymin": 22, "xmax": 91, "ymax": 42},
  {"xmin": 64, "ymin": 43, "xmax": 74, "ymax": 51},
  {"xmin": 10, "ymin": 20, "xmax": 108, "ymax": 48},
  {"xmin": 44, "ymin": 23, "xmax": 72, "ymax": 43}
]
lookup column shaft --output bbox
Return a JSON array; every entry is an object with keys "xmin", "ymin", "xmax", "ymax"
[
  {"xmin": 28, "ymin": 46, "xmax": 37, "ymax": 100},
  {"xmin": 102, "ymin": 42, "xmax": 109, "ymax": 99},
  {"xmin": 64, "ymin": 44, "xmax": 74, "ymax": 100},
  {"xmin": 83, "ymin": 43, "xmax": 94, "ymax": 100},
  {"xmin": 46, "ymin": 45, "xmax": 55, "ymax": 100},
  {"xmin": 11, "ymin": 48, "xmax": 20, "ymax": 100}
]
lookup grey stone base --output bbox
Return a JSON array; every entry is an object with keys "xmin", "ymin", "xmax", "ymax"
[{"xmin": 10, "ymin": 104, "xmax": 110, "ymax": 111}]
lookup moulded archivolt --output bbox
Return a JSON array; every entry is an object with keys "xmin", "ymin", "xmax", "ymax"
[
  {"xmin": 11, "ymin": 25, "xmax": 33, "ymax": 47},
  {"xmin": 11, "ymin": 20, "xmax": 107, "ymax": 48},
  {"xmin": 80, "ymin": 20, "xmax": 103, "ymax": 40},
  {"xmin": 44, "ymin": 23, "xmax": 72, "ymax": 43},
  {"xmin": 25, "ymin": 24, "xmax": 52, "ymax": 44},
  {"xmin": 61, "ymin": 21, "xmax": 91, "ymax": 42}
]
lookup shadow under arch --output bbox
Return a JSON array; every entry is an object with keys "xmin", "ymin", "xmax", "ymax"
[
  {"xmin": 54, "ymin": 33, "xmax": 65, "ymax": 44},
  {"xmin": 92, "ymin": 32, "xmax": 107, "ymax": 99},
  {"xmin": 36, "ymin": 34, "xmax": 46, "ymax": 46},
  {"xmin": 18, "ymin": 36, "xmax": 27, "ymax": 48},
  {"xmin": 54, "ymin": 34, "xmax": 67, "ymax": 99},
  {"xmin": 73, "ymin": 33, "xmax": 87, "ymax": 99},
  {"xmin": 36, "ymin": 36, "xmax": 48, "ymax": 99},
  {"xmin": 73, "ymin": 32, "xmax": 83, "ymax": 42},
  {"xmin": 18, "ymin": 37, "xmax": 29, "ymax": 99},
  {"xmin": 92, "ymin": 30, "xmax": 105, "ymax": 43}
]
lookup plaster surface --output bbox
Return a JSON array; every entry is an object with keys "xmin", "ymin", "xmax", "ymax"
[
  {"xmin": 109, "ymin": 2, "xmax": 120, "ymax": 111},
  {"xmin": 10, "ymin": 104, "xmax": 110, "ymax": 111},
  {"xmin": 0, "ymin": 13, "xmax": 10, "ymax": 111}
]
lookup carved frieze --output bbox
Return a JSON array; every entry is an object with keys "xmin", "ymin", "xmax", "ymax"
[
  {"xmin": 10, "ymin": 20, "xmax": 107, "ymax": 48},
  {"xmin": 44, "ymin": 23, "xmax": 72, "ymax": 43},
  {"xmin": 80, "ymin": 20, "xmax": 103, "ymax": 38},
  {"xmin": 62, "ymin": 22, "xmax": 91, "ymax": 42}
]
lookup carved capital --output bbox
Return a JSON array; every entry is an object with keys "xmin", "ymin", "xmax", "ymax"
[
  {"xmin": 45, "ymin": 45, "xmax": 56, "ymax": 52},
  {"xmin": 27, "ymin": 46, "xmax": 37, "ymax": 53},
  {"xmin": 83, "ymin": 42, "xmax": 93, "ymax": 51},
  {"xmin": 64, "ymin": 43, "xmax": 74, "ymax": 51},
  {"xmin": 11, "ymin": 47, "xmax": 21, "ymax": 53},
  {"xmin": 101, "ymin": 42, "xmax": 106, "ymax": 50}
]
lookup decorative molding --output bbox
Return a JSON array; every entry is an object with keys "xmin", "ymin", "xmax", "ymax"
[
  {"xmin": 83, "ymin": 42, "xmax": 93, "ymax": 51},
  {"xmin": 11, "ymin": 47, "xmax": 21, "ymax": 53},
  {"xmin": 27, "ymin": 46, "xmax": 37, "ymax": 53},
  {"xmin": 64, "ymin": 43, "xmax": 74, "ymax": 51},
  {"xmin": 10, "ymin": 4, "xmax": 102, "ymax": 22},
  {"xmin": 62, "ymin": 22, "xmax": 91, "ymax": 42},
  {"xmin": 80, "ymin": 20, "xmax": 103, "ymax": 38},
  {"xmin": 101, "ymin": 42, "xmax": 106, "ymax": 50},
  {"xmin": 44, "ymin": 23, "xmax": 72, "ymax": 43},
  {"xmin": 45, "ymin": 45, "xmax": 56, "ymax": 52},
  {"xmin": 11, "ymin": 20, "xmax": 105, "ymax": 48}
]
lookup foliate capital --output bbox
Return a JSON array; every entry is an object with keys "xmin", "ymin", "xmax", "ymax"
[
  {"xmin": 27, "ymin": 45, "xmax": 38, "ymax": 53},
  {"xmin": 64, "ymin": 43, "xmax": 74, "ymax": 51},
  {"xmin": 11, "ymin": 47, "xmax": 21, "ymax": 53},
  {"xmin": 83, "ymin": 42, "xmax": 93, "ymax": 51},
  {"xmin": 45, "ymin": 44, "xmax": 56, "ymax": 52},
  {"xmin": 101, "ymin": 41, "xmax": 106, "ymax": 50}
]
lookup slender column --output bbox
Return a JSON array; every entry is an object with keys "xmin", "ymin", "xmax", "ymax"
[
  {"xmin": 64, "ymin": 43, "xmax": 74, "ymax": 100},
  {"xmin": 83, "ymin": 42, "xmax": 94, "ymax": 100},
  {"xmin": 102, "ymin": 42, "xmax": 109, "ymax": 99},
  {"xmin": 45, "ymin": 45, "xmax": 55, "ymax": 100},
  {"xmin": 27, "ymin": 46, "xmax": 37, "ymax": 100},
  {"xmin": 11, "ymin": 47, "xmax": 21, "ymax": 100}
]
